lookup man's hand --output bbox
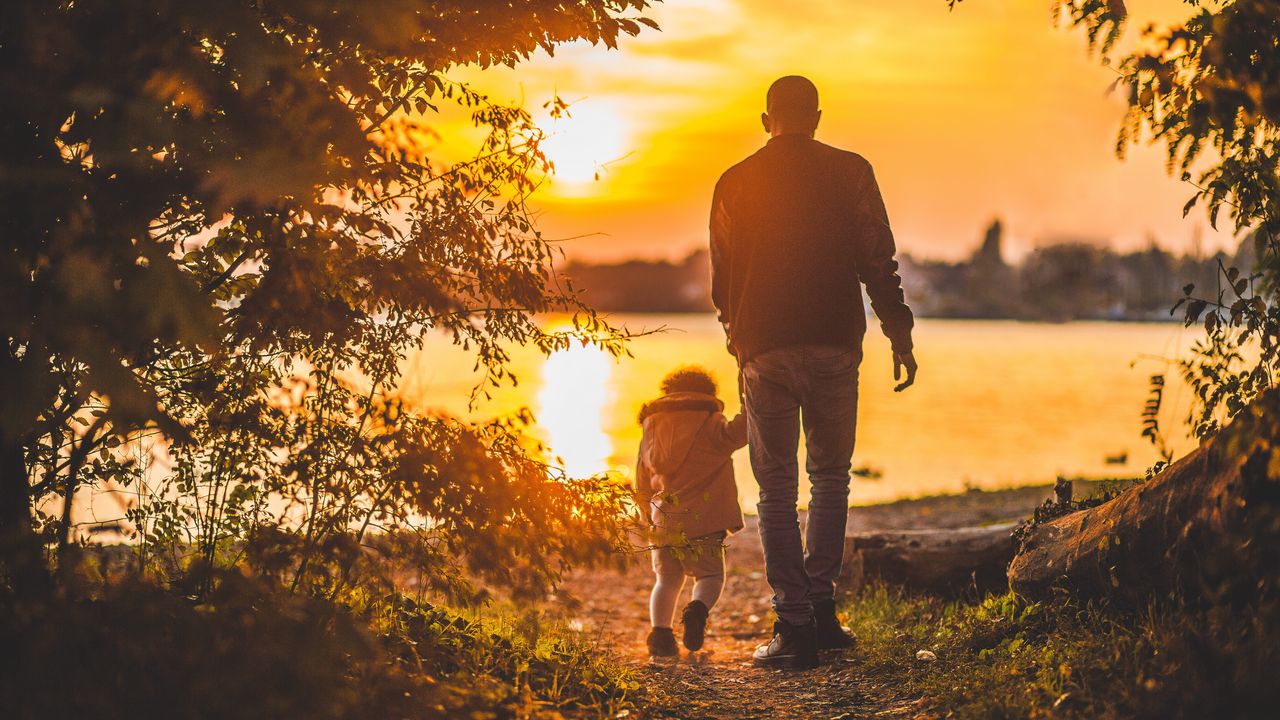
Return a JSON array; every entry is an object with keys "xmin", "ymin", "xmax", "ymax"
[{"xmin": 893, "ymin": 351, "xmax": 917, "ymax": 392}]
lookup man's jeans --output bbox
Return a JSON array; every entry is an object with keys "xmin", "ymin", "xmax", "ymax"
[{"xmin": 742, "ymin": 344, "xmax": 859, "ymax": 625}]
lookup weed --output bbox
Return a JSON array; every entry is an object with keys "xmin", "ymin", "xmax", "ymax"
[
  {"xmin": 842, "ymin": 584, "xmax": 1279, "ymax": 720},
  {"xmin": 0, "ymin": 572, "xmax": 641, "ymax": 720}
]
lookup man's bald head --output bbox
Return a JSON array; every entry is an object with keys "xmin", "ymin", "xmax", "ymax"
[{"xmin": 763, "ymin": 75, "xmax": 821, "ymax": 137}]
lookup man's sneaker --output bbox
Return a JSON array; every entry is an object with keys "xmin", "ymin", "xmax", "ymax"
[
  {"xmin": 752, "ymin": 618, "xmax": 819, "ymax": 670},
  {"xmin": 681, "ymin": 600, "xmax": 709, "ymax": 651},
  {"xmin": 814, "ymin": 598, "xmax": 855, "ymax": 650},
  {"xmin": 646, "ymin": 627, "xmax": 679, "ymax": 660}
]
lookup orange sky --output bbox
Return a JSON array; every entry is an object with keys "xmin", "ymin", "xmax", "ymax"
[{"xmin": 447, "ymin": 0, "xmax": 1232, "ymax": 262}]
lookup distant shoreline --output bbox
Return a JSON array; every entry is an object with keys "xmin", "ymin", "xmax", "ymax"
[
  {"xmin": 562, "ymin": 231, "xmax": 1255, "ymax": 322},
  {"xmin": 846, "ymin": 477, "xmax": 1135, "ymax": 530},
  {"xmin": 740, "ymin": 477, "xmax": 1138, "ymax": 531},
  {"xmin": 595, "ymin": 309, "xmax": 1183, "ymax": 323}
]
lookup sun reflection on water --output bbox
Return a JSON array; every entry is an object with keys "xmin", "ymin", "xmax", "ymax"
[{"xmin": 536, "ymin": 341, "xmax": 614, "ymax": 478}]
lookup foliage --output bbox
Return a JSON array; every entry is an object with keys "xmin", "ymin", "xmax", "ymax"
[
  {"xmin": 1, "ymin": 1, "xmax": 657, "ymax": 595},
  {"xmin": 1138, "ymin": 373, "xmax": 1175, "ymax": 467},
  {"xmin": 0, "ymin": 570, "xmax": 641, "ymax": 720},
  {"xmin": 842, "ymin": 584, "xmax": 1280, "ymax": 720},
  {"xmin": 563, "ymin": 250, "xmax": 716, "ymax": 313},
  {"xmin": 1053, "ymin": 0, "xmax": 1280, "ymax": 438},
  {"xmin": 945, "ymin": 0, "xmax": 1280, "ymax": 433},
  {"xmin": 1011, "ymin": 478, "xmax": 1126, "ymax": 549},
  {"xmin": 1173, "ymin": 248, "xmax": 1279, "ymax": 438},
  {"xmin": 370, "ymin": 594, "xmax": 641, "ymax": 716},
  {"xmin": 1015, "ymin": 243, "xmax": 1131, "ymax": 321}
]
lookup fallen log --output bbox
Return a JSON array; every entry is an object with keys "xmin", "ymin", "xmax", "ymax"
[
  {"xmin": 1008, "ymin": 388, "xmax": 1280, "ymax": 604},
  {"xmin": 840, "ymin": 522, "xmax": 1018, "ymax": 595}
]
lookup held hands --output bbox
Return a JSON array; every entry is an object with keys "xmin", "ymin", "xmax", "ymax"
[{"xmin": 893, "ymin": 351, "xmax": 917, "ymax": 392}]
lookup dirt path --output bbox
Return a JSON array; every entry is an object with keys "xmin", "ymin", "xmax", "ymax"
[
  {"xmin": 558, "ymin": 485, "xmax": 1083, "ymax": 718},
  {"xmin": 559, "ymin": 517, "xmax": 921, "ymax": 720}
]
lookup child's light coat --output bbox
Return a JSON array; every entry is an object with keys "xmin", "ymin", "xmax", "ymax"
[{"xmin": 635, "ymin": 391, "xmax": 747, "ymax": 543}]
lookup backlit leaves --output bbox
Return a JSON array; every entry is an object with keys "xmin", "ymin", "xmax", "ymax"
[
  {"xmin": 4, "ymin": 0, "xmax": 656, "ymax": 595},
  {"xmin": 1058, "ymin": 0, "xmax": 1280, "ymax": 440}
]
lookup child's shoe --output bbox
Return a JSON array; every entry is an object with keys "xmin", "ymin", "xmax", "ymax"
[
  {"xmin": 680, "ymin": 600, "xmax": 709, "ymax": 651},
  {"xmin": 646, "ymin": 627, "xmax": 679, "ymax": 660}
]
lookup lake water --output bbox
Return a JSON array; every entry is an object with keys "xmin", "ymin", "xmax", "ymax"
[{"xmin": 399, "ymin": 315, "xmax": 1200, "ymax": 508}]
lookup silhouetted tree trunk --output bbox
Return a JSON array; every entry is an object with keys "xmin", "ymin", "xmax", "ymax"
[
  {"xmin": 1009, "ymin": 389, "xmax": 1280, "ymax": 605},
  {"xmin": 0, "ymin": 437, "xmax": 27, "ymax": 535},
  {"xmin": 0, "ymin": 433, "xmax": 43, "ymax": 593}
]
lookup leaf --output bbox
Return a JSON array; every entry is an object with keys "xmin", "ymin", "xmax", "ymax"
[
  {"xmin": 1182, "ymin": 195, "xmax": 1198, "ymax": 217},
  {"xmin": 1185, "ymin": 299, "xmax": 1208, "ymax": 325}
]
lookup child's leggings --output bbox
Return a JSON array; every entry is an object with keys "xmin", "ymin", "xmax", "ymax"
[{"xmin": 649, "ymin": 531, "xmax": 727, "ymax": 628}]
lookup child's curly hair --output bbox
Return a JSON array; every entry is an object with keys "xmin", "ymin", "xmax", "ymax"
[{"xmin": 660, "ymin": 366, "xmax": 718, "ymax": 396}]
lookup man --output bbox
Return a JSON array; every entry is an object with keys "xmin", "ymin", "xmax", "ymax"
[{"xmin": 710, "ymin": 75, "xmax": 917, "ymax": 670}]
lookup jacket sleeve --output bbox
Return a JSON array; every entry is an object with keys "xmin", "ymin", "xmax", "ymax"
[
  {"xmin": 709, "ymin": 174, "xmax": 733, "ymax": 329},
  {"xmin": 634, "ymin": 439, "xmax": 656, "ymax": 522},
  {"xmin": 707, "ymin": 412, "xmax": 749, "ymax": 455},
  {"xmin": 853, "ymin": 161, "xmax": 915, "ymax": 354}
]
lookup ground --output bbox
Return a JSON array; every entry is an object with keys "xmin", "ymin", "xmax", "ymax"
[
  {"xmin": 557, "ymin": 484, "xmax": 1073, "ymax": 719},
  {"xmin": 560, "ymin": 518, "xmax": 915, "ymax": 719}
]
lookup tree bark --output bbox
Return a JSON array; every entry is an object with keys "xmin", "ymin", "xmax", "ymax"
[
  {"xmin": 0, "ymin": 435, "xmax": 29, "ymax": 538},
  {"xmin": 0, "ymin": 433, "xmax": 45, "ymax": 592},
  {"xmin": 841, "ymin": 522, "xmax": 1018, "ymax": 595},
  {"xmin": 1008, "ymin": 389, "xmax": 1280, "ymax": 604}
]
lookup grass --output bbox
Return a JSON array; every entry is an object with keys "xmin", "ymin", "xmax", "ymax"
[
  {"xmin": 10, "ymin": 541, "xmax": 1275, "ymax": 719},
  {"xmin": 840, "ymin": 584, "xmax": 1279, "ymax": 720},
  {"xmin": 362, "ymin": 591, "xmax": 642, "ymax": 718},
  {"xmin": 0, "ymin": 570, "xmax": 641, "ymax": 720}
]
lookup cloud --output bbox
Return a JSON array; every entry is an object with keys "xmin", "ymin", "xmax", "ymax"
[{"xmin": 441, "ymin": 0, "xmax": 1233, "ymax": 260}]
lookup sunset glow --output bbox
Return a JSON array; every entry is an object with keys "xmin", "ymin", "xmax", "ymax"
[
  {"xmin": 15, "ymin": 1, "xmax": 1276, "ymax": 713},
  {"xmin": 450, "ymin": 0, "xmax": 1231, "ymax": 261},
  {"xmin": 539, "ymin": 102, "xmax": 628, "ymax": 192},
  {"xmin": 536, "ymin": 341, "xmax": 614, "ymax": 478}
]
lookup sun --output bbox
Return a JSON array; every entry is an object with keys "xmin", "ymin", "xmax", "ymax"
[
  {"xmin": 538, "ymin": 103, "xmax": 627, "ymax": 191},
  {"xmin": 536, "ymin": 340, "xmax": 614, "ymax": 478}
]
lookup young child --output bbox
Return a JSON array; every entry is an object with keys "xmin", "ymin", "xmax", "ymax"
[{"xmin": 634, "ymin": 367, "xmax": 748, "ymax": 660}]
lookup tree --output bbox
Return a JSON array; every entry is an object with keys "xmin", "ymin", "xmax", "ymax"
[
  {"xmin": 1054, "ymin": 0, "xmax": 1280, "ymax": 435},
  {"xmin": 992, "ymin": 16, "xmax": 1280, "ymax": 696},
  {"xmin": 1017, "ymin": 243, "xmax": 1117, "ymax": 321},
  {"xmin": 0, "ymin": 0, "xmax": 656, "ymax": 594}
]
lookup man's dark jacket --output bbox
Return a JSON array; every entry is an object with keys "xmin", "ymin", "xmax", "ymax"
[{"xmin": 710, "ymin": 134, "xmax": 914, "ymax": 361}]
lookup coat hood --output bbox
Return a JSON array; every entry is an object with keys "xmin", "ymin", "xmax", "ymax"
[
  {"xmin": 638, "ymin": 391, "xmax": 723, "ymax": 423},
  {"xmin": 639, "ymin": 392, "xmax": 722, "ymax": 476}
]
